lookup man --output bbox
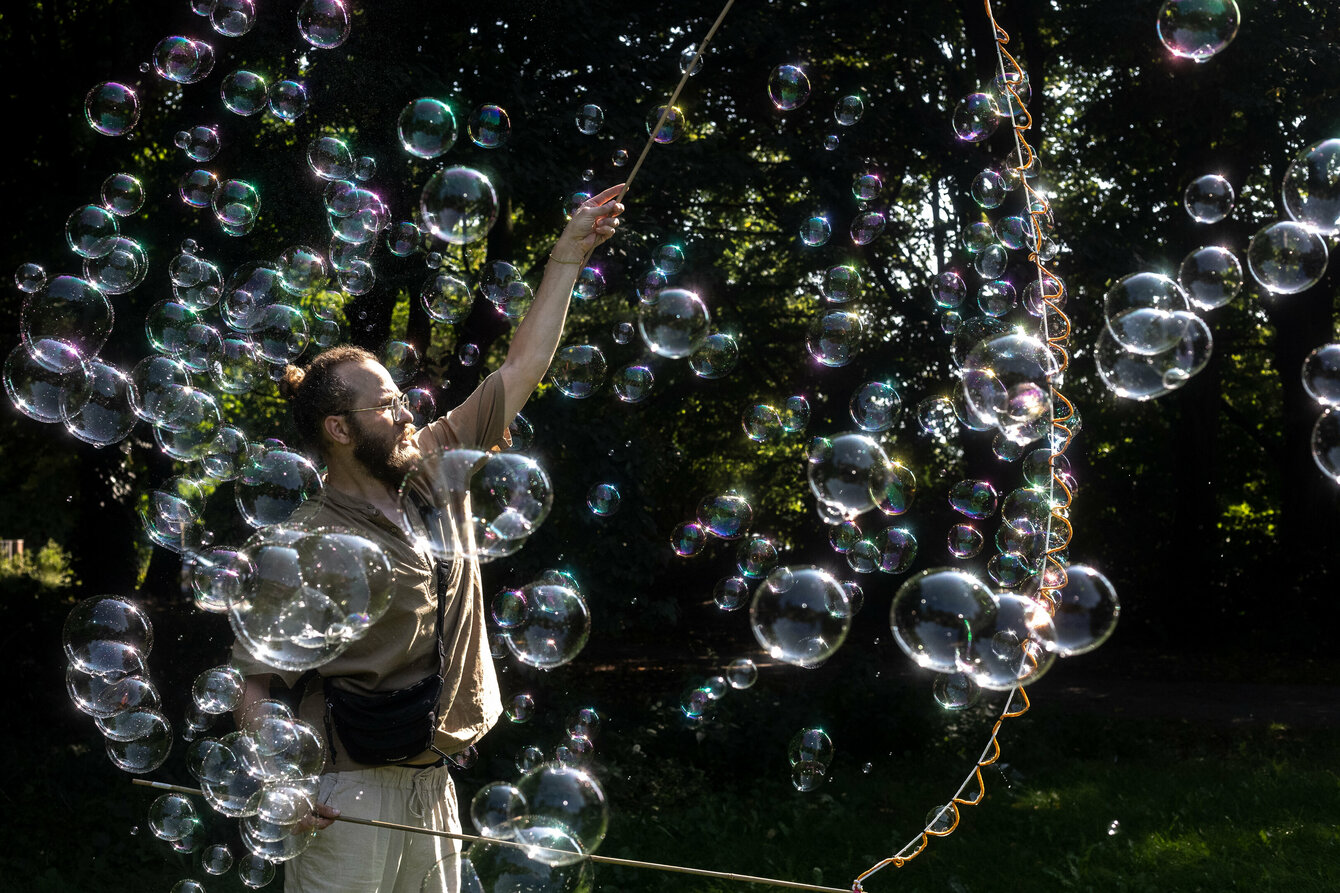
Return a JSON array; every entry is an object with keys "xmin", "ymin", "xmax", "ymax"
[{"xmin": 231, "ymin": 184, "xmax": 625, "ymax": 892}]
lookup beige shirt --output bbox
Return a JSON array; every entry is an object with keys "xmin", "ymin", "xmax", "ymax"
[{"xmin": 231, "ymin": 371, "xmax": 509, "ymax": 772}]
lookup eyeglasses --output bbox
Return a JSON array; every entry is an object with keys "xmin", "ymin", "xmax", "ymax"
[{"xmin": 340, "ymin": 392, "xmax": 411, "ymax": 416}]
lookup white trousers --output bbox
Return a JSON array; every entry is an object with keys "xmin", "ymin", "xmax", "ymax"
[{"xmin": 286, "ymin": 764, "xmax": 462, "ymax": 893}]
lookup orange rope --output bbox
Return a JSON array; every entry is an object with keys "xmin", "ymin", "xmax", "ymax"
[{"xmin": 849, "ymin": 1, "xmax": 1074, "ymax": 886}]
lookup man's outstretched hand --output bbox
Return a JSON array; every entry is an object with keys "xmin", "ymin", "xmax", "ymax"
[
  {"xmin": 295, "ymin": 801, "xmax": 341, "ymax": 836},
  {"xmin": 552, "ymin": 183, "xmax": 626, "ymax": 262}
]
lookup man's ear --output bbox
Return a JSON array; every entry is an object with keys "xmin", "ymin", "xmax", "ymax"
[{"xmin": 323, "ymin": 413, "xmax": 354, "ymax": 446}]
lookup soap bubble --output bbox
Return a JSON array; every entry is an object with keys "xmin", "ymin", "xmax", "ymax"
[
  {"xmin": 850, "ymin": 381, "xmax": 901, "ymax": 432},
  {"xmin": 947, "ymin": 524, "xmax": 984, "ymax": 559},
  {"xmin": 468, "ymin": 821, "xmax": 593, "ymax": 888},
  {"xmin": 149, "ymin": 794, "xmax": 199, "ymax": 841},
  {"xmin": 768, "ymin": 64, "xmax": 811, "ymax": 111},
  {"xmin": 22, "ymin": 275, "xmax": 114, "ymax": 364},
  {"xmin": 646, "ymin": 105, "xmax": 686, "ymax": 143},
  {"xmin": 84, "ymin": 236, "xmax": 148, "ymax": 295},
  {"xmin": 211, "ymin": 0, "xmax": 255, "ymax": 35},
  {"xmin": 85, "ymin": 82, "xmax": 140, "ymax": 136},
  {"xmin": 1314, "ymin": 409, "xmax": 1340, "ymax": 482},
  {"xmin": 140, "ymin": 476, "xmax": 207, "ymax": 551},
  {"xmin": 807, "ymin": 311, "xmax": 861, "ymax": 367},
  {"xmin": 952, "ymin": 93, "xmax": 999, "ymax": 142},
  {"xmin": 846, "ymin": 539, "xmax": 878, "ymax": 573},
  {"xmin": 971, "ymin": 170, "xmax": 1007, "ymax": 209},
  {"xmin": 572, "ymin": 265, "xmax": 605, "ymax": 301},
  {"xmin": 202, "ymin": 844, "xmax": 235, "ymax": 875},
  {"xmin": 852, "ymin": 172, "xmax": 882, "ymax": 203},
  {"xmin": 549, "ymin": 345, "xmax": 606, "ymax": 398},
  {"xmin": 736, "ymin": 535, "xmax": 779, "ymax": 578},
  {"xmin": 611, "ymin": 148, "xmax": 629, "ymax": 166},
  {"xmin": 471, "ymin": 782, "xmax": 526, "ymax": 837},
  {"xmin": 931, "ymin": 271, "xmax": 967, "ymax": 308},
  {"xmin": 823, "ymin": 134, "xmax": 840, "ymax": 151},
  {"xmin": 750, "ymin": 567, "xmax": 851, "ymax": 668},
  {"xmin": 1157, "ymin": 0, "xmax": 1240, "ymax": 62},
  {"xmin": 726, "ymin": 657, "xmax": 757, "ymax": 689},
  {"xmin": 506, "ymin": 693, "xmax": 535, "ymax": 723},
  {"xmin": 468, "ymin": 105, "xmax": 510, "ymax": 148},
  {"xmin": 153, "ymin": 36, "xmax": 215, "ymax": 84},
  {"xmin": 671, "ymin": 522, "xmax": 707, "ymax": 557},
  {"xmin": 4, "ymin": 339, "xmax": 92, "ymax": 422},
  {"xmin": 379, "ymin": 341, "xmax": 419, "ymax": 385},
  {"xmin": 1047, "ymin": 565, "xmax": 1120, "ymax": 656},
  {"xmin": 689, "ymin": 332, "xmax": 740, "ymax": 379},
  {"xmin": 638, "ymin": 289, "xmax": 709, "ymax": 358},
  {"xmin": 397, "ymin": 98, "xmax": 456, "ymax": 159},
  {"xmin": 63, "ymin": 360, "xmax": 134, "ymax": 447},
  {"xmin": 890, "ymin": 569, "xmax": 998, "ymax": 671},
  {"xmin": 1179, "ymin": 246, "xmax": 1243, "ymax": 310},
  {"xmin": 1303, "ymin": 345, "xmax": 1340, "ymax": 406},
  {"xmin": 873, "ymin": 526, "xmax": 917, "ymax": 574},
  {"xmin": 850, "ymin": 211, "xmax": 886, "ymax": 246},
  {"xmin": 213, "ymin": 179, "xmax": 261, "ymax": 234},
  {"xmin": 917, "ymin": 396, "xmax": 958, "ymax": 441},
  {"xmin": 1184, "ymin": 174, "xmax": 1234, "ymax": 223},
  {"xmin": 829, "ymin": 520, "xmax": 861, "ymax": 554},
  {"xmin": 788, "ymin": 728, "xmax": 834, "ymax": 771},
  {"xmin": 989, "ymin": 69, "xmax": 1031, "ymax": 119},
  {"xmin": 713, "ymin": 576, "xmax": 748, "ymax": 611},
  {"xmin": 949, "ymin": 479, "xmax": 999, "ymax": 519},
  {"xmin": 178, "ymin": 170, "xmax": 219, "ymax": 208},
  {"xmin": 307, "ymin": 136, "xmax": 353, "ymax": 180},
  {"xmin": 961, "ymin": 593, "xmax": 1056, "ymax": 690},
  {"xmin": 512, "ymin": 763, "xmax": 608, "ymax": 861},
  {"xmin": 612, "ymin": 364, "xmax": 654, "ymax": 403},
  {"xmin": 587, "ymin": 483, "xmax": 621, "ymax": 516},
  {"xmin": 652, "ymin": 243, "xmax": 686, "ymax": 276},
  {"xmin": 16, "ymin": 263, "xmax": 47, "ymax": 294},
  {"xmin": 176, "ymin": 125, "xmax": 222, "ymax": 162},
  {"xmin": 63, "ymin": 595, "xmax": 153, "ymax": 673},
  {"xmin": 419, "ymin": 166, "xmax": 499, "ymax": 246},
  {"xmin": 419, "ymin": 272, "xmax": 472, "ymax": 324},
  {"xmin": 193, "ymin": 666, "xmax": 245, "ymax": 714},
  {"xmin": 963, "ymin": 222, "xmax": 996, "ymax": 255},
  {"xmin": 575, "ymin": 103, "xmax": 604, "ymax": 135},
  {"xmin": 105, "ymin": 708, "xmax": 173, "ymax": 773},
  {"xmin": 65, "ymin": 205, "xmax": 118, "ymax": 258},
  {"xmin": 154, "ymin": 389, "xmax": 224, "ymax": 461},
  {"xmin": 1103, "ymin": 273, "xmax": 1191, "ymax": 355},
  {"xmin": 933, "ymin": 673, "xmax": 980, "ymax": 709},
  {"xmin": 1095, "ymin": 317, "xmax": 1212, "ymax": 400},
  {"xmin": 400, "ymin": 450, "xmax": 554, "ymax": 561},
  {"xmin": 268, "ymin": 80, "xmax": 308, "ymax": 121},
  {"xmin": 297, "ymin": 0, "xmax": 351, "ymax": 48},
  {"xmin": 960, "ymin": 333, "xmax": 1058, "ymax": 440},
  {"xmin": 1246, "ymin": 221, "xmax": 1329, "ymax": 295},
  {"xmin": 235, "ymin": 446, "xmax": 323, "ymax": 527},
  {"xmin": 975, "ymin": 245, "xmax": 1008, "ymax": 279},
  {"xmin": 698, "ymin": 492, "xmax": 753, "ymax": 539},
  {"xmin": 822, "ymin": 265, "xmax": 862, "ymax": 304},
  {"xmin": 977, "ymin": 280, "xmax": 1017, "ymax": 317},
  {"xmin": 808, "ymin": 433, "xmax": 893, "ymax": 519},
  {"xmin": 799, "ymin": 215, "xmax": 831, "ymax": 247},
  {"xmin": 502, "ymin": 583, "xmax": 589, "ymax": 670},
  {"xmin": 221, "ymin": 70, "xmax": 269, "ymax": 116},
  {"xmin": 779, "ymin": 395, "xmax": 811, "ymax": 433},
  {"xmin": 1283, "ymin": 139, "xmax": 1340, "ymax": 235},
  {"xmin": 101, "ymin": 172, "xmax": 145, "ymax": 217},
  {"xmin": 834, "ymin": 94, "xmax": 865, "ymax": 125}
]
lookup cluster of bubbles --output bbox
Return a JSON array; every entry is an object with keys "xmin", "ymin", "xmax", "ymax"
[
  {"xmin": 767, "ymin": 63, "xmax": 866, "ymax": 149},
  {"xmin": 678, "ymin": 657, "xmax": 758, "ymax": 721},
  {"xmin": 1100, "ymin": 138, "xmax": 1339, "ymax": 475},
  {"xmin": 787, "ymin": 727, "xmax": 834, "ymax": 792},
  {"xmin": 742, "ymin": 393, "xmax": 809, "ymax": 442},
  {"xmin": 488, "ymin": 570, "xmax": 591, "ymax": 670}
]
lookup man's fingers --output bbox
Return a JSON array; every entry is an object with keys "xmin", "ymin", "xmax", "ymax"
[{"xmin": 586, "ymin": 183, "xmax": 626, "ymax": 205}]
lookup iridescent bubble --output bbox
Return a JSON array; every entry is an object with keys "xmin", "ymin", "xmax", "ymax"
[
  {"xmin": 1283, "ymin": 139, "xmax": 1340, "ymax": 235},
  {"xmin": 1246, "ymin": 221, "xmax": 1329, "ymax": 295},
  {"xmin": 458, "ymin": 343, "xmax": 480, "ymax": 366},
  {"xmin": 221, "ymin": 70, "xmax": 269, "ymax": 116},
  {"xmin": 752, "ymin": 567, "xmax": 851, "ymax": 668},
  {"xmin": 977, "ymin": 280, "xmax": 1017, "ymax": 317},
  {"xmin": 506, "ymin": 693, "xmax": 535, "ymax": 723},
  {"xmin": 418, "ymin": 272, "xmax": 472, "ymax": 324},
  {"xmin": 574, "ymin": 103, "xmax": 605, "ymax": 135},
  {"xmin": 960, "ymin": 332, "xmax": 1058, "ymax": 441},
  {"xmin": 780, "ymin": 394, "xmax": 811, "ymax": 433},
  {"xmin": 211, "ymin": 0, "xmax": 255, "ymax": 34},
  {"xmin": 22, "ymin": 275, "xmax": 114, "ymax": 362},
  {"xmin": 586, "ymin": 482, "xmax": 621, "ymax": 516},
  {"xmin": 698, "ymin": 493, "xmax": 753, "ymax": 539},
  {"xmin": 1314, "ymin": 409, "xmax": 1340, "ymax": 483},
  {"xmin": 139, "ymin": 476, "xmax": 207, "ymax": 551},
  {"xmin": 16, "ymin": 263, "xmax": 46, "ymax": 294},
  {"xmin": 725, "ymin": 657, "xmax": 757, "ymax": 689},
  {"xmin": 947, "ymin": 524, "xmax": 983, "ymax": 559},
  {"xmin": 307, "ymin": 136, "xmax": 354, "ymax": 180},
  {"xmin": 1184, "ymin": 174, "xmax": 1234, "ymax": 223},
  {"xmin": 768, "ymin": 64, "xmax": 811, "ymax": 111},
  {"xmin": 1104, "ymin": 272, "xmax": 1192, "ymax": 355},
  {"xmin": 849, "ymin": 381, "xmax": 901, "ymax": 432},
  {"xmin": 638, "ymin": 288, "xmax": 709, "ymax": 358},
  {"xmin": 807, "ymin": 311, "xmax": 861, "ymax": 367},
  {"xmin": 612, "ymin": 364, "xmax": 654, "ymax": 403},
  {"xmin": 297, "ymin": 0, "xmax": 351, "ymax": 49},
  {"xmin": 81, "ymin": 234, "xmax": 146, "ymax": 296},
  {"xmin": 1047, "ymin": 565, "xmax": 1120, "ymax": 656},
  {"xmin": 1303, "ymin": 345, "xmax": 1340, "ymax": 407},
  {"xmin": 736, "ymin": 535, "xmax": 779, "ymax": 579},
  {"xmin": 963, "ymin": 222, "xmax": 996, "ymax": 255},
  {"xmin": 105, "ymin": 708, "xmax": 173, "ymax": 773},
  {"xmin": 995, "ymin": 215, "xmax": 1028, "ymax": 251},
  {"xmin": 689, "ymin": 332, "xmax": 739, "ymax": 379},
  {"xmin": 672, "ymin": 522, "xmax": 707, "ymax": 557},
  {"xmin": 971, "ymin": 169, "xmax": 1007, "ymax": 209},
  {"xmin": 846, "ymin": 539, "xmax": 878, "ymax": 574},
  {"xmin": 378, "ymin": 341, "xmax": 419, "ymax": 386},
  {"xmin": 873, "ymin": 526, "xmax": 917, "ymax": 574},
  {"xmin": 153, "ymin": 36, "xmax": 215, "ymax": 84},
  {"xmin": 931, "ymin": 271, "xmax": 967, "ymax": 309},
  {"xmin": 989, "ymin": 69, "xmax": 1031, "ymax": 119},
  {"xmin": 65, "ymin": 204, "xmax": 118, "ymax": 258},
  {"xmin": 646, "ymin": 105, "xmax": 686, "ymax": 144},
  {"xmin": 975, "ymin": 244, "xmax": 1007, "ymax": 280},
  {"xmin": 829, "ymin": 520, "xmax": 861, "ymax": 554},
  {"xmin": 213, "ymin": 179, "xmax": 261, "ymax": 234},
  {"xmin": 471, "ymin": 782, "xmax": 526, "ymax": 837},
  {"xmin": 611, "ymin": 148, "xmax": 629, "ymax": 166},
  {"xmin": 419, "ymin": 166, "xmax": 499, "ymax": 246},
  {"xmin": 235, "ymin": 447, "xmax": 323, "ymax": 528},
  {"xmin": 153, "ymin": 388, "xmax": 224, "ymax": 462},
  {"xmin": 742, "ymin": 403, "xmax": 783, "ymax": 443},
  {"xmin": 952, "ymin": 93, "xmax": 999, "ymax": 142},
  {"xmin": 550, "ymin": 345, "xmax": 606, "ymax": 398},
  {"xmin": 713, "ymin": 575, "xmax": 748, "ymax": 611},
  {"xmin": 890, "ymin": 569, "xmax": 998, "ymax": 671},
  {"xmin": 834, "ymin": 94, "xmax": 865, "ymax": 126},
  {"xmin": 823, "ymin": 134, "xmax": 839, "ymax": 151},
  {"xmin": 178, "ymin": 170, "xmax": 219, "ymax": 208},
  {"xmin": 933, "ymin": 673, "xmax": 980, "ymax": 709},
  {"xmin": 269, "ymin": 80, "xmax": 309, "ymax": 121},
  {"xmin": 568, "ymin": 266, "xmax": 605, "ymax": 302},
  {"xmin": 808, "ymin": 433, "xmax": 893, "ymax": 519},
  {"xmin": 799, "ymin": 216, "xmax": 831, "ymax": 247},
  {"xmin": 469, "ymin": 104, "xmax": 511, "ymax": 148},
  {"xmin": 504, "ymin": 584, "xmax": 590, "ymax": 669},
  {"xmin": 916, "ymin": 396, "xmax": 957, "ymax": 440},
  {"xmin": 1157, "ymin": 0, "xmax": 1240, "ymax": 62},
  {"xmin": 85, "ymin": 82, "xmax": 140, "ymax": 136},
  {"xmin": 822, "ymin": 265, "xmax": 862, "ymax": 304},
  {"xmin": 1178, "ymin": 246, "xmax": 1243, "ymax": 310},
  {"xmin": 949, "ymin": 479, "xmax": 999, "ymax": 519},
  {"xmin": 850, "ymin": 211, "xmax": 886, "ymax": 246},
  {"xmin": 101, "ymin": 172, "xmax": 145, "ymax": 217}
]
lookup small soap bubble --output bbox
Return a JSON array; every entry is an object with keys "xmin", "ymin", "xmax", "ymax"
[
  {"xmin": 1178, "ymin": 246, "xmax": 1243, "ymax": 310},
  {"xmin": 1184, "ymin": 174, "xmax": 1234, "ymax": 224},
  {"xmin": 1314, "ymin": 409, "xmax": 1340, "ymax": 483},
  {"xmin": 751, "ymin": 567, "xmax": 851, "ymax": 667},
  {"xmin": 768, "ymin": 64, "xmax": 811, "ymax": 111},
  {"xmin": 891, "ymin": 569, "xmax": 998, "ymax": 671},
  {"xmin": 829, "ymin": 520, "xmax": 861, "ymax": 553},
  {"xmin": 977, "ymin": 280, "xmax": 1017, "ymax": 317},
  {"xmin": 221, "ymin": 70, "xmax": 269, "ymax": 116},
  {"xmin": 85, "ymin": 82, "xmax": 140, "ymax": 136},
  {"xmin": 947, "ymin": 523, "xmax": 984, "ymax": 559},
  {"xmin": 576, "ymin": 103, "xmax": 604, "ymax": 135},
  {"xmin": 822, "ymin": 265, "xmax": 862, "ymax": 304},
  {"xmin": 742, "ymin": 403, "xmax": 783, "ymax": 443},
  {"xmin": 612, "ymin": 364, "xmax": 654, "ymax": 403},
  {"xmin": 850, "ymin": 211, "xmax": 886, "ymax": 246},
  {"xmin": 807, "ymin": 311, "xmax": 862, "ymax": 367},
  {"xmin": 972, "ymin": 169, "xmax": 1007, "ymax": 209},
  {"xmin": 16, "ymin": 263, "xmax": 47, "ymax": 294},
  {"xmin": 1302, "ymin": 345, "xmax": 1340, "ymax": 407},
  {"xmin": 611, "ymin": 148, "xmax": 629, "ymax": 167},
  {"xmin": 297, "ymin": 0, "xmax": 352, "ymax": 49},
  {"xmin": 398, "ymin": 98, "xmax": 457, "ymax": 159},
  {"xmin": 586, "ymin": 483, "xmax": 621, "ymax": 516},
  {"xmin": 1283, "ymin": 139, "xmax": 1340, "ymax": 235},
  {"xmin": 101, "ymin": 173, "xmax": 146, "ymax": 217},
  {"xmin": 201, "ymin": 843, "xmax": 234, "ymax": 875},
  {"xmin": 307, "ymin": 135, "xmax": 354, "ymax": 180},
  {"xmin": 736, "ymin": 535, "xmax": 779, "ymax": 579},
  {"xmin": 933, "ymin": 672, "xmax": 980, "ymax": 709},
  {"xmin": 823, "ymin": 134, "xmax": 840, "ymax": 151},
  {"xmin": 179, "ymin": 170, "xmax": 220, "ymax": 208},
  {"xmin": 671, "ymin": 521, "xmax": 707, "ymax": 557},
  {"xmin": 679, "ymin": 44, "xmax": 705, "ymax": 75},
  {"xmin": 725, "ymin": 657, "xmax": 757, "ymax": 689},
  {"xmin": 269, "ymin": 80, "xmax": 309, "ymax": 121},
  {"xmin": 952, "ymin": 92, "xmax": 999, "ymax": 142},
  {"xmin": 1157, "ymin": 0, "xmax": 1240, "ymax": 62},
  {"xmin": 506, "ymin": 692, "xmax": 535, "ymax": 723},
  {"xmin": 471, "ymin": 782, "xmax": 526, "ymax": 837},
  {"xmin": 799, "ymin": 216, "xmax": 832, "ymax": 247},
  {"xmin": 713, "ymin": 576, "xmax": 748, "ymax": 611},
  {"xmin": 834, "ymin": 94, "xmax": 865, "ymax": 126},
  {"xmin": 550, "ymin": 345, "xmax": 606, "ymax": 397},
  {"xmin": 646, "ymin": 105, "xmax": 686, "ymax": 144},
  {"xmin": 949, "ymin": 479, "xmax": 999, "ymax": 519},
  {"xmin": 638, "ymin": 288, "xmax": 709, "ymax": 358},
  {"xmin": 850, "ymin": 381, "xmax": 902, "ymax": 432},
  {"xmin": 1246, "ymin": 221, "xmax": 1329, "ymax": 295},
  {"xmin": 931, "ymin": 271, "xmax": 967, "ymax": 308},
  {"xmin": 989, "ymin": 69, "xmax": 1031, "ymax": 119},
  {"xmin": 917, "ymin": 396, "xmax": 958, "ymax": 440},
  {"xmin": 852, "ymin": 172, "xmax": 882, "ymax": 202},
  {"xmin": 192, "ymin": 665, "xmax": 245, "ymax": 714}
]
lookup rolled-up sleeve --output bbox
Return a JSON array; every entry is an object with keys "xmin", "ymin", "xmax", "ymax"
[{"xmin": 419, "ymin": 370, "xmax": 511, "ymax": 452}]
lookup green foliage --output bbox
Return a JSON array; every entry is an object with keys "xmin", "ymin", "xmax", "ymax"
[{"xmin": 0, "ymin": 539, "xmax": 77, "ymax": 589}]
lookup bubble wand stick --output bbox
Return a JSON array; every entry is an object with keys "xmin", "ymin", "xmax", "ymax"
[{"xmin": 131, "ymin": 778, "xmax": 854, "ymax": 893}]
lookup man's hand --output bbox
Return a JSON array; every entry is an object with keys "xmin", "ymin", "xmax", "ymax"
[
  {"xmin": 551, "ymin": 183, "xmax": 626, "ymax": 262},
  {"xmin": 294, "ymin": 802, "xmax": 341, "ymax": 836}
]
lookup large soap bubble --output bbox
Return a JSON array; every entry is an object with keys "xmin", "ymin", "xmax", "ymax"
[
  {"xmin": 890, "ymin": 569, "xmax": 999, "ymax": 672},
  {"xmin": 1184, "ymin": 174, "xmax": 1234, "ymax": 223},
  {"xmin": 398, "ymin": 98, "xmax": 457, "ymax": 159},
  {"xmin": 1157, "ymin": 0, "xmax": 1241, "ymax": 63},
  {"xmin": 235, "ymin": 445, "xmax": 324, "ymax": 527},
  {"xmin": 1043, "ymin": 565, "xmax": 1120, "ymax": 656},
  {"xmin": 750, "ymin": 566, "xmax": 852, "ymax": 668},
  {"xmin": 419, "ymin": 166, "xmax": 499, "ymax": 245},
  {"xmin": 1103, "ymin": 272, "xmax": 1192, "ymax": 355},
  {"xmin": 400, "ymin": 449, "xmax": 554, "ymax": 562},
  {"xmin": 1178, "ymin": 246, "xmax": 1243, "ymax": 310},
  {"xmin": 961, "ymin": 332, "xmax": 1059, "ymax": 442},
  {"xmin": 229, "ymin": 525, "xmax": 394, "ymax": 672},
  {"xmin": 958, "ymin": 593, "xmax": 1056, "ymax": 690},
  {"xmin": 549, "ymin": 344, "xmax": 606, "ymax": 398},
  {"xmin": 63, "ymin": 595, "xmax": 153, "ymax": 673},
  {"xmin": 297, "ymin": 0, "xmax": 351, "ymax": 49},
  {"xmin": 467, "ymin": 820, "xmax": 594, "ymax": 888},
  {"xmin": 1283, "ymin": 139, "xmax": 1340, "ymax": 235},
  {"xmin": 503, "ymin": 583, "xmax": 590, "ymax": 669},
  {"xmin": 808, "ymin": 433, "xmax": 894, "ymax": 519},
  {"xmin": 1246, "ymin": 221, "xmax": 1329, "ymax": 295},
  {"xmin": 514, "ymin": 762, "xmax": 609, "ymax": 862},
  {"xmin": 637, "ymin": 288, "xmax": 710, "ymax": 358},
  {"xmin": 5, "ymin": 340, "xmax": 93, "ymax": 423},
  {"xmin": 84, "ymin": 82, "xmax": 140, "ymax": 136},
  {"xmin": 768, "ymin": 64, "xmax": 811, "ymax": 110},
  {"xmin": 22, "ymin": 275, "xmax": 114, "ymax": 364}
]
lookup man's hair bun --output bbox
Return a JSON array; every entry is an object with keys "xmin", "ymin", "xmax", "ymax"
[{"xmin": 278, "ymin": 363, "xmax": 306, "ymax": 401}]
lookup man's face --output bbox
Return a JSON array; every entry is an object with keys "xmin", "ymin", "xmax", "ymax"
[{"xmin": 339, "ymin": 361, "xmax": 421, "ymax": 487}]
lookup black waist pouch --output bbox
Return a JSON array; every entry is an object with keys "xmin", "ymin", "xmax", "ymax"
[{"xmin": 323, "ymin": 673, "xmax": 445, "ymax": 765}]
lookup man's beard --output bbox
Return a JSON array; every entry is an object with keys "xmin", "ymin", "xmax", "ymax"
[{"xmin": 350, "ymin": 416, "xmax": 420, "ymax": 488}]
